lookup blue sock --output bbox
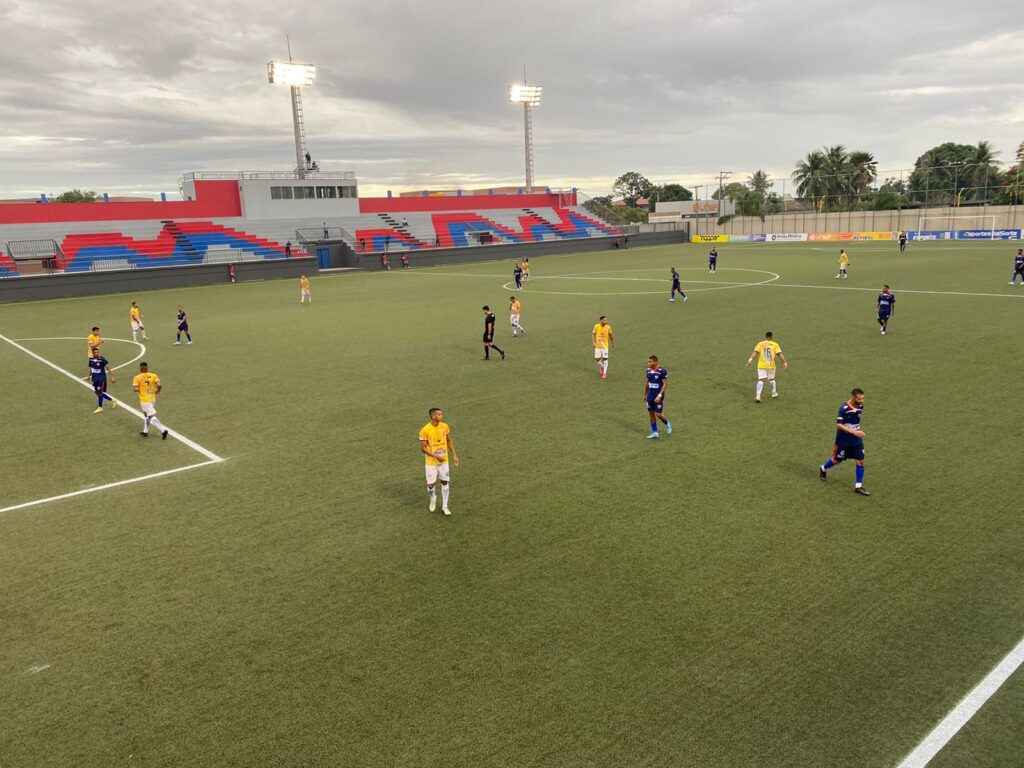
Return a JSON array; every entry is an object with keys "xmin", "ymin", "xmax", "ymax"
[
  {"xmin": 176, "ymin": 333, "xmax": 180, "ymax": 342},
  {"xmin": 823, "ymin": 458, "xmax": 835, "ymax": 470},
  {"xmin": 186, "ymin": 333, "xmax": 192, "ymax": 341},
  {"xmin": 650, "ymin": 421, "xmax": 658, "ymax": 433},
  {"xmin": 97, "ymin": 393, "xmax": 104, "ymax": 407},
  {"xmin": 681, "ymin": 292, "xmax": 687, "ymax": 298},
  {"xmin": 855, "ymin": 465, "xmax": 865, "ymax": 485}
]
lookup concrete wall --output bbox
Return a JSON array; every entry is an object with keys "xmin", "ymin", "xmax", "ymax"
[
  {"xmin": 337, "ymin": 230, "xmax": 688, "ymax": 269},
  {"xmin": 707, "ymin": 204, "xmax": 1024, "ymax": 236},
  {"xmin": 0, "ymin": 257, "xmax": 314, "ymax": 303}
]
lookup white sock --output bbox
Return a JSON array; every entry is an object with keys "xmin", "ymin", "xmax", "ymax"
[
  {"xmin": 770, "ymin": 380, "xmax": 777, "ymax": 395},
  {"xmin": 441, "ymin": 484, "xmax": 450, "ymax": 507},
  {"xmin": 149, "ymin": 416, "xmax": 165, "ymax": 432},
  {"xmin": 132, "ymin": 331, "xmax": 137, "ymax": 342},
  {"xmin": 143, "ymin": 416, "xmax": 150, "ymax": 434},
  {"xmin": 756, "ymin": 381, "xmax": 764, "ymax": 398},
  {"xmin": 428, "ymin": 487, "xmax": 436, "ymax": 499},
  {"xmin": 602, "ymin": 360, "xmax": 608, "ymax": 373}
]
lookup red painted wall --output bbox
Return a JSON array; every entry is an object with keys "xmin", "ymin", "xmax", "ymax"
[
  {"xmin": 0, "ymin": 180, "xmax": 242, "ymax": 225},
  {"xmin": 359, "ymin": 192, "xmax": 575, "ymax": 214}
]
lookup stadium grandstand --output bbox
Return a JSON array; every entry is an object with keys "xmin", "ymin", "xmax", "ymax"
[{"xmin": 0, "ymin": 171, "xmax": 619, "ymax": 278}]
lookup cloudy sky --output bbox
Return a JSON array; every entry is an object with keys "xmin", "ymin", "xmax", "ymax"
[{"xmin": 2, "ymin": 0, "xmax": 1022, "ymax": 201}]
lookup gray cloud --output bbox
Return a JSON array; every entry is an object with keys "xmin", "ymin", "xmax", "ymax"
[{"xmin": 1, "ymin": 0, "xmax": 1022, "ymax": 199}]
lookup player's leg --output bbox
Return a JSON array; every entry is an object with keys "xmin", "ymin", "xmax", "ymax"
[
  {"xmin": 426, "ymin": 465, "xmax": 437, "ymax": 511},
  {"xmin": 769, "ymin": 369, "xmax": 778, "ymax": 398},
  {"xmin": 646, "ymin": 405, "xmax": 659, "ymax": 437},
  {"xmin": 491, "ymin": 340, "xmax": 505, "ymax": 359},
  {"xmin": 131, "ymin": 324, "xmax": 137, "ymax": 342},
  {"xmin": 853, "ymin": 458, "xmax": 868, "ymax": 493},
  {"xmin": 755, "ymin": 369, "xmax": 766, "ymax": 402},
  {"xmin": 94, "ymin": 381, "xmax": 105, "ymax": 412},
  {"xmin": 147, "ymin": 409, "xmax": 168, "ymax": 439},
  {"xmin": 175, "ymin": 328, "xmax": 181, "ymax": 344},
  {"xmin": 141, "ymin": 323, "xmax": 147, "ymax": 340},
  {"xmin": 601, "ymin": 350, "xmax": 608, "ymax": 377},
  {"xmin": 483, "ymin": 338, "xmax": 490, "ymax": 360},
  {"xmin": 820, "ymin": 445, "xmax": 844, "ymax": 477},
  {"xmin": 439, "ymin": 463, "xmax": 451, "ymax": 514}
]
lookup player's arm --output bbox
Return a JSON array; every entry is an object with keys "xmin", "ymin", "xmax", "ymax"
[
  {"xmin": 835, "ymin": 417, "xmax": 865, "ymax": 438},
  {"xmin": 592, "ymin": 330, "xmax": 598, "ymax": 347},
  {"xmin": 608, "ymin": 330, "xmax": 614, "ymax": 348},
  {"xmin": 446, "ymin": 434, "xmax": 459, "ymax": 467},
  {"xmin": 419, "ymin": 438, "xmax": 438, "ymax": 460},
  {"xmin": 655, "ymin": 379, "xmax": 666, "ymax": 401},
  {"xmin": 155, "ymin": 380, "xmax": 163, "ymax": 395},
  {"xmin": 105, "ymin": 362, "xmax": 116, "ymax": 384},
  {"xmin": 746, "ymin": 346, "xmax": 758, "ymax": 366},
  {"xmin": 132, "ymin": 380, "xmax": 140, "ymax": 393},
  {"xmin": 777, "ymin": 351, "xmax": 788, "ymax": 369}
]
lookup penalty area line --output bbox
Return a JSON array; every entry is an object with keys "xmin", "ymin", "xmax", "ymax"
[
  {"xmin": 0, "ymin": 460, "xmax": 220, "ymax": 515},
  {"xmin": 0, "ymin": 333, "xmax": 224, "ymax": 463},
  {"xmin": 897, "ymin": 633, "xmax": 1024, "ymax": 768}
]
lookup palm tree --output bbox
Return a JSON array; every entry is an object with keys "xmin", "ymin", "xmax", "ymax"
[
  {"xmin": 792, "ymin": 151, "xmax": 828, "ymax": 207},
  {"xmin": 848, "ymin": 151, "xmax": 878, "ymax": 202},
  {"xmin": 820, "ymin": 145, "xmax": 851, "ymax": 208},
  {"xmin": 962, "ymin": 140, "xmax": 1000, "ymax": 202}
]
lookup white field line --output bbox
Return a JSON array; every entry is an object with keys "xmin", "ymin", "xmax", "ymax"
[
  {"xmin": 14, "ymin": 336, "xmax": 146, "ymax": 373},
  {"xmin": 763, "ymin": 283, "xmax": 1024, "ymax": 299},
  {"xmin": 1, "ymin": 333, "xmax": 223, "ymax": 462},
  {"xmin": 897, "ymin": 634, "xmax": 1024, "ymax": 768},
  {"xmin": 0, "ymin": 460, "xmax": 220, "ymax": 515}
]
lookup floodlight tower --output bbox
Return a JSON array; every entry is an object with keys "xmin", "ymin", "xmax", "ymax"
[
  {"xmin": 267, "ymin": 47, "xmax": 317, "ymax": 179},
  {"xmin": 508, "ymin": 81, "xmax": 543, "ymax": 192}
]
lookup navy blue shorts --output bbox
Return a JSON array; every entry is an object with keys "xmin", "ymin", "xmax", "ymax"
[
  {"xmin": 647, "ymin": 397, "xmax": 664, "ymax": 413},
  {"xmin": 92, "ymin": 377, "xmax": 107, "ymax": 393},
  {"xmin": 178, "ymin": 323, "xmax": 189, "ymax": 332},
  {"xmin": 833, "ymin": 443, "xmax": 865, "ymax": 462},
  {"xmin": 877, "ymin": 312, "xmax": 891, "ymax": 321}
]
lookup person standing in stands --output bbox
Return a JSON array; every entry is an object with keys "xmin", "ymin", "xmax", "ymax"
[
  {"xmin": 381, "ymin": 253, "xmax": 391, "ymax": 271},
  {"xmin": 435, "ymin": 234, "xmax": 441, "ymax": 247},
  {"xmin": 305, "ymin": 151, "xmax": 311, "ymax": 169},
  {"xmin": 285, "ymin": 241, "xmax": 292, "ymax": 257},
  {"xmin": 401, "ymin": 253, "xmax": 410, "ymax": 269},
  {"xmin": 360, "ymin": 237, "xmax": 367, "ymax": 253},
  {"xmin": 323, "ymin": 222, "xmax": 329, "ymax": 239}
]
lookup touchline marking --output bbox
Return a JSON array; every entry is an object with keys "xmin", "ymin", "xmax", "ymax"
[
  {"xmin": 897, "ymin": 634, "xmax": 1024, "ymax": 768},
  {"xmin": 0, "ymin": 461, "xmax": 220, "ymax": 515},
  {"xmin": 13, "ymin": 336, "xmax": 147, "ymax": 373},
  {"xmin": 1, "ymin": 333, "xmax": 223, "ymax": 462},
  {"xmin": 763, "ymin": 283, "xmax": 1024, "ymax": 299}
]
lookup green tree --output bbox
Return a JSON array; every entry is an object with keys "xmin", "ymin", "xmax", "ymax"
[
  {"xmin": 792, "ymin": 150, "xmax": 828, "ymax": 207},
  {"xmin": 961, "ymin": 140, "xmax": 1000, "ymax": 202},
  {"xmin": 747, "ymin": 170, "xmax": 772, "ymax": 198},
  {"xmin": 653, "ymin": 183, "xmax": 692, "ymax": 203},
  {"xmin": 848, "ymin": 151, "xmax": 878, "ymax": 202},
  {"xmin": 907, "ymin": 142, "xmax": 978, "ymax": 204},
  {"xmin": 54, "ymin": 189, "xmax": 98, "ymax": 203},
  {"xmin": 612, "ymin": 171, "xmax": 655, "ymax": 207}
]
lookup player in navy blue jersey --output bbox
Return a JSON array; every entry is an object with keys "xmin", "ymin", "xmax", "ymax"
[
  {"xmin": 669, "ymin": 268, "xmax": 687, "ymax": 302},
  {"xmin": 643, "ymin": 356, "xmax": 672, "ymax": 438},
  {"xmin": 88, "ymin": 348, "xmax": 117, "ymax": 413},
  {"xmin": 819, "ymin": 388, "xmax": 869, "ymax": 495},
  {"xmin": 876, "ymin": 285, "xmax": 896, "ymax": 335},
  {"xmin": 513, "ymin": 263, "xmax": 524, "ymax": 290},
  {"xmin": 1010, "ymin": 249, "xmax": 1024, "ymax": 285},
  {"xmin": 174, "ymin": 305, "xmax": 192, "ymax": 345},
  {"xmin": 708, "ymin": 247, "xmax": 718, "ymax": 273}
]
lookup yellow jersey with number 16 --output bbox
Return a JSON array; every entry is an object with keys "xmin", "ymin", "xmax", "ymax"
[{"xmin": 753, "ymin": 340, "xmax": 781, "ymax": 370}]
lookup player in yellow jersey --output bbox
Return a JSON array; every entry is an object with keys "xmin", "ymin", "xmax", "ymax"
[
  {"xmin": 300, "ymin": 275, "xmax": 311, "ymax": 304},
  {"xmin": 419, "ymin": 407, "xmax": 458, "ymax": 515},
  {"xmin": 129, "ymin": 302, "xmax": 148, "ymax": 342},
  {"xmin": 132, "ymin": 362, "xmax": 168, "ymax": 439},
  {"xmin": 746, "ymin": 331, "xmax": 788, "ymax": 403},
  {"xmin": 87, "ymin": 326, "xmax": 103, "ymax": 358},
  {"xmin": 836, "ymin": 249, "xmax": 850, "ymax": 279},
  {"xmin": 509, "ymin": 295, "xmax": 525, "ymax": 337},
  {"xmin": 592, "ymin": 315, "xmax": 614, "ymax": 379}
]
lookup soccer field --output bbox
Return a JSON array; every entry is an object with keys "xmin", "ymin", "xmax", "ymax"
[{"xmin": 2, "ymin": 241, "xmax": 1023, "ymax": 767}]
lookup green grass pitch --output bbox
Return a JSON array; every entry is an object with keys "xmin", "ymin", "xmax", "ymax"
[{"xmin": 1, "ymin": 241, "xmax": 1022, "ymax": 767}]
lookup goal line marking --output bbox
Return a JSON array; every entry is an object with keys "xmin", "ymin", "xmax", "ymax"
[
  {"xmin": 897, "ymin": 633, "xmax": 1024, "ymax": 767},
  {"xmin": 763, "ymin": 283, "xmax": 1024, "ymax": 299}
]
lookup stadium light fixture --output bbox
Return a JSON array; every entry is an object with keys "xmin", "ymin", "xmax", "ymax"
[
  {"xmin": 267, "ymin": 50, "xmax": 317, "ymax": 179},
  {"xmin": 267, "ymin": 61, "xmax": 317, "ymax": 88},
  {"xmin": 508, "ymin": 82, "xmax": 543, "ymax": 192}
]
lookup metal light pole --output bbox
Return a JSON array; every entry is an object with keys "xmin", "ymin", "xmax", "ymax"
[
  {"xmin": 268, "ymin": 42, "xmax": 317, "ymax": 180},
  {"xmin": 509, "ymin": 81, "xmax": 542, "ymax": 193}
]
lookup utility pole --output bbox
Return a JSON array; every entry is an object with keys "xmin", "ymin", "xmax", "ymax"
[{"xmin": 717, "ymin": 171, "xmax": 732, "ymax": 225}]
